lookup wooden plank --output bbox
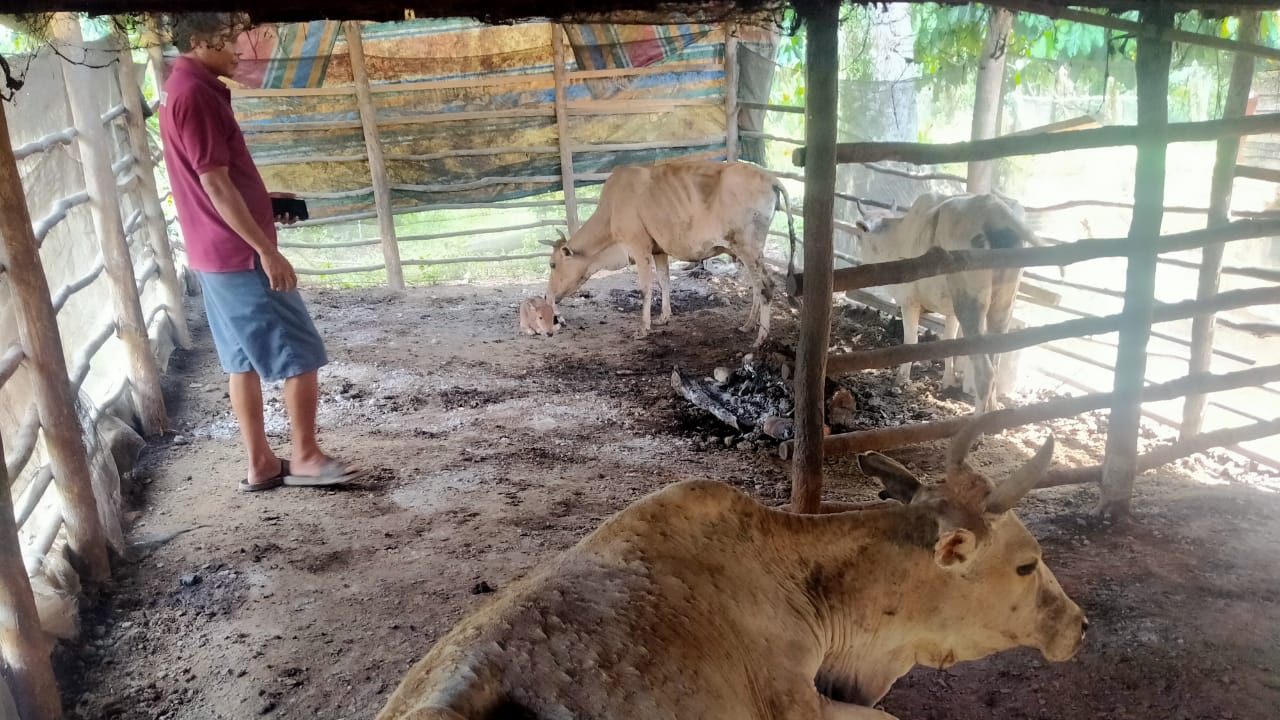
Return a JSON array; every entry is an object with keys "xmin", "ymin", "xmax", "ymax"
[
  {"xmin": 0, "ymin": 78, "xmax": 109, "ymax": 583},
  {"xmin": 1236, "ymin": 164, "xmax": 1280, "ymax": 183},
  {"xmin": 794, "ymin": 113, "xmax": 1280, "ymax": 167},
  {"xmin": 553, "ymin": 24, "xmax": 579, "ymax": 234},
  {"xmin": 565, "ymin": 99, "xmax": 721, "ymax": 114},
  {"xmin": 346, "ymin": 21, "xmax": 403, "ymax": 290},
  {"xmin": 1098, "ymin": 4, "xmax": 1174, "ymax": 519},
  {"xmin": 739, "ymin": 130, "xmax": 805, "ymax": 146},
  {"xmin": 1004, "ymin": 114, "xmax": 1101, "ymax": 137},
  {"xmin": 724, "ymin": 21, "xmax": 739, "ymax": 163},
  {"xmin": 566, "ymin": 61, "xmax": 723, "ymax": 81},
  {"xmin": 827, "ymin": 285, "xmax": 1280, "ymax": 375},
  {"xmin": 780, "ymin": 363, "xmax": 1280, "ymax": 460},
  {"xmin": 1183, "ymin": 11, "xmax": 1260, "ymax": 440},
  {"xmin": 790, "ymin": 1, "xmax": 839, "ymax": 515},
  {"xmin": 57, "ymin": 16, "xmax": 167, "ymax": 436},
  {"xmin": 739, "ymin": 101, "xmax": 805, "ymax": 115},
  {"xmin": 786, "ymin": 218, "xmax": 1280, "ymax": 296},
  {"xmin": 369, "ymin": 72, "xmax": 553, "ymax": 95},
  {"xmin": 115, "ymin": 31, "xmax": 192, "ymax": 350},
  {"xmin": 0, "ymin": 431, "xmax": 62, "ymax": 720}
]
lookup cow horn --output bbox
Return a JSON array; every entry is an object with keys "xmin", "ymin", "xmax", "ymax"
[
  {"xmin": 985, "ymin": 434, "xmax": 1056, "ymax": 515},
  {"xmin": 538, "ymin": 238, "xmax": 556, "ymax": 246}
]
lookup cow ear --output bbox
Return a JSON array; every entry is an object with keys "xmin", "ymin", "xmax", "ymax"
[
  {"xmin": 934, "ymin": 528, "xmax": 978, "ymax": 570},
  {"xmin": 857, "ymin": 452, "xmax": 922, "ymax": 504},
  {"xmin": 854, "ymin": 220, "xmax": 870, "ymax": 233}
]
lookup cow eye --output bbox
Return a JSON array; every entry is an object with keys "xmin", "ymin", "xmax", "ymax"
[{"xmin": 1016, "ymin": 561, "xmax": 1038, "ymax": 576}]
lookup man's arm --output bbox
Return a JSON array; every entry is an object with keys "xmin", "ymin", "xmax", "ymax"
[{"xmin": 199, "ymin": 167, "xmax": 297, "ymax": 292}]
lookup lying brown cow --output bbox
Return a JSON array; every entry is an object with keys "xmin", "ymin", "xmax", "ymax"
[
  {"xmin": 375, "ymin": 423, "xmax": 1087, "ymax": 720},
  {"xmin": 545, "ymin": 159, "xmax": 797, "ymax": 347}
]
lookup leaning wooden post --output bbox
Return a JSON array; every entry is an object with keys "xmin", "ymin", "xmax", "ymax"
[
  {"xmin": 1181, "ymin": 11, "xmax": 1260, "ymax": 439},
  {"xmin": 54, "ymin": 13, "xmax": 168, "ymax": 436},
  {"xmin": 114, "ymin": 28, "xmax": 192, "ymax": 350},
  {"xmin": 0, "ymin": 433, "xmax": 63, "ymax": 720},
  {"xmin": 724, "ymin": 21, "xmax": 739, "ymax": 163},
  {"xmin": 345, "ymin": 21, "xmax": 404, "ymax": 290},
  {"xmin": 790, "ymin": 0, "xmax": 839, "ymax": 515},
  {"xmin": 552, "ymin": 24, "xmax": 580, "ymax": 234},
  {"xmin": 1097, "ymin": 6, "xmax": 1174, "ymax": 518},
  {"xmin": 967, "ymin": 6, "xmax": 1014, "ymax": 193},
  {"xmin": 142, "ymin": 16, "xmax": 170, "ymax": 87},
  {"xmin": 0, "ymin": 98, "xmax": 110, "ymax": 583}
]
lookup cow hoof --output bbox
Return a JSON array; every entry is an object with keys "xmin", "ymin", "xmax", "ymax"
[
  {"xmin": 633, "ymin": 329, "xmax": 651, "ymax": 340},
  {"xmin": 655, "ymin": 315, "xmax": 671, "ymax": 326}
]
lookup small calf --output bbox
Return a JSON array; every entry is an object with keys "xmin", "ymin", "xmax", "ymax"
[{"xmin": 518, "ymin": 296, "xmax": 559, "ymax": 336}]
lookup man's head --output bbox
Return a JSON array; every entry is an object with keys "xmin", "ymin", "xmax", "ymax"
[{"xmin": 167, "ymin": 12, "xmax": 251, "ymax": 78}]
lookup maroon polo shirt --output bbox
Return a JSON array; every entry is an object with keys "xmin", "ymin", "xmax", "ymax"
[{"xmin": 159, "ymin": 56, "xmax": 277, "ymax": 273}]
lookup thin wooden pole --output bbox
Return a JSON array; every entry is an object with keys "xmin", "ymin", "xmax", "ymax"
[
  {"xmin": 1098, "ymin": 4, "xmax": 1174, "ymax": 519},
  {"xmin": 552, "ymin": 24, "xmax": 580, "ymax": 234},
  {"xmin": 54, "ymin": 14, "xmax": 168, "ymax": 436},
  {"xmin": 967, "ymin": 7, "xmax": 1013, "ymax": 193},
  {"xmin": 0, "ymin": 434, "xmax": 63, "ymax": 720},
  {"xmin": 142, "ymin": 16, "xmax": 169, "ymax": 87},
  {"xmin": 0, "ymin": 95, "xmax": 110, "ymax": 583},
  {"xmin": 790, "ymin": 0, "xmax": 839, "ymax": 515},
  {"xmin": 792, "ymin": 112, "xmax": 1280, "ymax": 167},
  {"xmin": 345, "ymin": 21, "xmax": 404, "ymax": 291},
  {"xmin": 1181, "ymin": 11, "xmax": 1260, "ymax": 440},
  {"xmin": 723, "ymin": 21, "xmax": 739, "ymax": 163},
  {"xmin": 114, "ymin": 29, "xmax": 192, "ymax": 350}
]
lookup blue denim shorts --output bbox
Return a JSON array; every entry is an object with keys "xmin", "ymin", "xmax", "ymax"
[{"xmin": 196, "ymin": 261, "xmax": 328, "ymax": 382}]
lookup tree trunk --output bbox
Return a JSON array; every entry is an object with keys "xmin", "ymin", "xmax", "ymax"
[{"xmin": 967, "ymin": 7, "xmax": 1014, "ymax": 193}]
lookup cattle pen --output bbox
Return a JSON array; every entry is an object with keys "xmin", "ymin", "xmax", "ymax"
[{"xmin": 0, "ymin": 1, "xmax": 1279, "ymax": 719}]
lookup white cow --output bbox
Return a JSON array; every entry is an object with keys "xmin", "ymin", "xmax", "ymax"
[{"xmin": 852, "ymin": 192, "xmax": 1036, "ymax": 415}]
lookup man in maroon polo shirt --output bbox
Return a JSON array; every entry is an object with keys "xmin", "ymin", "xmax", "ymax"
[{"xmin": 159, "ymin": 13, "xmax": 364, "ymax": 492}]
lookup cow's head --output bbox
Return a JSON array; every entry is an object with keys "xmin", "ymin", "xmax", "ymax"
[
  {"xmin": 545, "ymin": 231, "xmax": 633, "ymax": 302},
  {"xmin": 855, "ymin": 423, "xmax": 1087, "ymax": 666},
  {"xmin": 850, "ymin": 211, "xmax": 904, "ymax": 264}
]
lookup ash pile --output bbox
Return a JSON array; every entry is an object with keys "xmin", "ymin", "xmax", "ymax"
[{"xmin": 671, "ymin": 349, "xmax": 857, "ymax": 452}]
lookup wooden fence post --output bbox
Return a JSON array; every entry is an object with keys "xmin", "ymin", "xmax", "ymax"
[
  {"xmin": 142, "ymin": 17, "xmax": 170, "ymax": 88},
  {"xmin": 0, "ymin": 432, "xmax": 63, "ymax": 720},
  {"xmin": 53, "ymin": 13, "xmax": 168, "ymax": 436},
  {"xmin": 1181, "ymin": 11, "xmax": 1260, "ymax": 439},
  {"xmin": 0, "ymin": 92, "xmax": 110, "ymax": 583},
  {"xmin": 790, "ymin": 0, "xmax": 839, "ymax": 515},
  {"xmin": 724, "ymin": 21, "xmax": 739, "ymax": 163},
  {"xmin": 553, "ymin": 24, "xmax": 580, "ymax": 234},
  {"xmin": 1097, "ymin": 5, "xmax": 1174, "ymax": 518},
  {"xmin": 114, "ymin": 29, "xmax": 192, "ymax": 350},
  {"xmin": 967, "ymin": 6, "xmax": 1013, "ymax": 193},
  {"xmin": 345, "ymin": 21, "xmax": 404, "ymax": 291}
]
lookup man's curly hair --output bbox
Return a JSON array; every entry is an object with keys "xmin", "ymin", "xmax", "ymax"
[{"xmin": 165, "ymin": 12, "xmax": 252, "ymax": 52}]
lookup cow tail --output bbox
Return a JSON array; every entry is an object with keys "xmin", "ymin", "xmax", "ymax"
[{"xmin": 771, "ymin": 178, "xmax": 800, "ymax": 307}]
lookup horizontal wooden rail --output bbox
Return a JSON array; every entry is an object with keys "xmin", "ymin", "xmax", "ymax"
[
  {"xmin": 294, "ymin": 251, "xmax": 551, "ymax": 276},
  {"xmin": 255, "ymin": 145, "xmax": 564, "ymax": 167},
  {"xmin": 827, "ymin": 285, "xmax": 1280, "ymax": 374},
  {"xmin": 32, "ymin": 191, "xmax": 91, "ymax": 246},
  {"xmin": 370, "ymin": 72, "xmax": 552, "ymax": 95},
  {"xmin": 569, "ymin": 136, "xmax": 724, "ymax": 153},
  {"xmin": 68, "ymin": 322, "xmax": 118, "ymax": 395},
  {"xmin": 794, "ymin": 113, "xmax": 1280, "ymax": 167},
  {"xmin": 739, "ymin": 101, "xmax": 805, "ymax": 114},
  {"xmin": 280, "ymin": 219, "xmax": 564, "ymax": 250},
  {"xmin": 1236, "ymin": 164, "xmax": 1280, "ymax": 184},
  {"xmin": 566, "ymin": 99, "xmax": 721, "ymax": 114},
  {"xmin": 134, "ymin": 258, "xmax": 159, "ymax": 295},
  {"xmin": 51, "ymin": 258, "xmax": 107, "ymax": 314},
  {"xmin": 863, "ymin": 162, "xmax": 968, "ymax": 185},
  {"xmin": 13, "ymin": 466, "xmax": 54, "ymax": 526},
  {"xmin": 100, "ymin": 103, "xmax": 127, "ymax": 125},
  {"xmin": 4, "ymin": 407, "xmax": 40, "ymax": 482},
  {"xmin": 111, "ymin": 155, "xmax": 133, "ymax": 177},
  {"xmin": 0, "ymin": 342, "xmax": 24, "ymax": 388},
  {"xmin": 567, "ymin": 61, "xmax": 723, "ymax": 81},
  {"xmin": 778, "ymin": 363, "xmax": 1280, "ymax": 460},
  {"xmin": 1039, "ymin": 416, "xmax": 1280, "ymax": 488},
  {"xmin": 393, "ymin": 176, "xmax": 561, "ymax": 193},
  {"xmin": 787, "ymin": 218, "xmax": 1280, "ymax": 296},
  {"xmin": 23, "ymin": 509, "xmax": 63, "ymax": 576},
  {"xmin": 232, "ymin": 85, "xmax": 357, "ymax": 98},
  {"xmin": 12, "ymin": 128, "xmax": 77, "ymax": 161},
  {"xmin": 739, "ymin": 131, "xmax": 805, "ymax": 146},
  {"xmin": 122, "ymin": 208, "xmax": 143, "ymax": 236}
]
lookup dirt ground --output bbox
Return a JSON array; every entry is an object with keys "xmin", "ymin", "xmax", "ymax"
[{"xmin": 55, "ymin": 265, "xmax": 1280, "ymax": 720}]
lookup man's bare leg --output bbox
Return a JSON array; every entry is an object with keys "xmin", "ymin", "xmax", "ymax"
[
  {"xmin": 283, "ymin": 370, "xmax": 358, "ymax": 477},
  {"xmin": 229, "ymin": 371, "xmax": 283, "ymax": 484}
]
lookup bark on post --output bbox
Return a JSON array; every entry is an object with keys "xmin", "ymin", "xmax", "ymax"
[
  {"xmin": 0, "ymin": 96, "xmax": 110, "ymax": 583},
  {"xmin": 790, "ymin": 0, "xmax": 839, "ymax": 515},
  {"xmin": 0, "ymin": 434, "xmax": 63, "ymax": 720},
  {"xmin": 552, "ymin": 24, "xmax": 580, "ymax": 234},
  {"xmin": 345, "ymin": 21, "xmax": 404, "ymax": 290},
  {"xmin": 967, "ymin": 7, "xmax": 1014, "ymax": 193},
  {"xmin": 54, "ymin": 14, "xmax": 168, "ymax": 436},
  {"xmin": 723, "ymin": 21, "xmax": 739, "ymax": 163},
  {"xmin": 1098, "ymin": 5, "xmax": 1174, "ymax": 518},
  {"xmin": 1181, "ymin": 11, "xmax": 1260, "ymax": 439},
  {"xmin": 114, "ymin": 29, "xmax": 192, "ymax": 350},
  {"xmin": 142, "ymin": 16, "xmax": 169, "ymax": 87}
]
